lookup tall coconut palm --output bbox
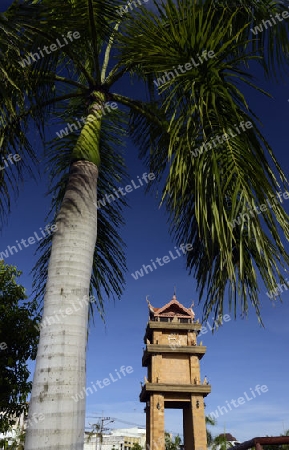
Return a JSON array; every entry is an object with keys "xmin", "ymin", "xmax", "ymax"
[
  {"xmin": 1, "ymin": 2, "xmax": 129, "ymax": 449},
  {"xmin": 1, "ymin": 0, "xmax": 289, "ymax": 449}
]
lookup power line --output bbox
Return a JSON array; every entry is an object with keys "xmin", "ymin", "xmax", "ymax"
[
  {"xmin": 87, "ymin": 414, "xmax": 182, "ymax": 438},
  {"xmin": 88, "ymin": 416, "xmax": 145, "ymax": 428},
  {"xmin": 110, "ymin": 417, "xmax": 146, "ymax": 428}
]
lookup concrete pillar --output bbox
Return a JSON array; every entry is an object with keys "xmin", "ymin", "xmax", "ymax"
[
  {"xmin": 190, "ymin": 395, "xmax": 207, "ymax": 450},
  {"xmin": 146, "ymin": 402, "xmax": 151, "ymax": 450},
  {"xmin": 147, "ymin": 394, "xmax": 165, "ymax": 450}
]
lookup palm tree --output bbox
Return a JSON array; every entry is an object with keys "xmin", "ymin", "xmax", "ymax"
[
  {"xmin": 206, "ymin": 415, "xmax": 217, "ymax": 447},
  {"xmin": 1, "ymin": 0, "xmax": 289, "ymax": 449},
  {"xmin": 87, "ymin": 421, "xmax": 103, "ymax": 450},
  {"xmin": 165, "ymin": 431, "xmax": 182, "ymax": 450},
  {"xmin": 211, "ymin": 433, "xmax": 234, "ymax": 450}
]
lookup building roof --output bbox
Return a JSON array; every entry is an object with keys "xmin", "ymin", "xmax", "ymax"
[
  {"xmin": 216, "ymin": 433, "xmax": 238, "ymax": 442},
  {"xmin": 147, "ymin": 295, "xmax": 195, "ymax": 320},
  {"xmin": 110, "ymin": 427, "xmax": 146, "ymax": 436}
]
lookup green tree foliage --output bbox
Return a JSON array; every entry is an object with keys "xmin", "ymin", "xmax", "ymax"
[
  {"xmin": 211, "ymin": 433, "xmax": 235, "ymax": 450},
  {"xmin": 119, "ymin": 0, "xmax": 289, "ymax": 322},
  {"xmin": 0, "ymin": 261, "xmax": 40, "ymax": 433},
  {"xmin": 131, "ymin": 443, "xmax": 143, "ymax": 450},
  {"xmin": 165, "ymin": 432, "xmax": 181, "ymax": 450},
  {"xmin": 206, "ymin": 415, "xmax": 217, "ymax": 446}
]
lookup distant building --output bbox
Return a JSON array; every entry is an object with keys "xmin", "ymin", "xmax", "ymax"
[
  {"xmin": 84, "ymin": 427, "xmax": 146, "ymax": 450},
  {"xmin": 210, "ymin": 433, "xmax": 240, "ymax": 450},
  {"xmin": 224, "ymin": 433, "xmax": 239, "ymax": 444}
]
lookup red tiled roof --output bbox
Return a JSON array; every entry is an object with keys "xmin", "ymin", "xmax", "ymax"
[{"xmin": 147, "ymin": 295, "xmax": 195, "ymax": 319}]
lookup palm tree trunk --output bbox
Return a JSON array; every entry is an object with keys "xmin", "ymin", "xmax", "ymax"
[{"xmin": 25, "ymin": 160, "xmax": 98, "ymax": 450}]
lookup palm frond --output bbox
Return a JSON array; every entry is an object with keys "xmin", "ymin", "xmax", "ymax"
[
  {"xmin": 209, "ymin": 0, "xmax": 289, "ymax": 78},
  {"xmin": 117, "ymin": 0, "xmax": 289, "ymax": 322}
]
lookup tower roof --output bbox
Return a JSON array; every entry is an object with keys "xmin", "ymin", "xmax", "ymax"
[{"xmin": 146, "ymin": 295, "xmax": 195, "ymax": 320}]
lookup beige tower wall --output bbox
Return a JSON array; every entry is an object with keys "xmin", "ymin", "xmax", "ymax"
[
  {"xmin": 152, "ymin": 330, "xmax": 197, "ymax": 347},
  {"xmin": 151, "ymin": 354, "xmax": 162, "ymax": 383},
  {"xmin": 191, "ymin": 395, "xmax": 208, "ymax": 450},
  {"xmin": 190, "ymin": 355, "xmax": 201, "ymax": 384},
  {"xmin": 146, "ymin": 394, "xmax": 165, "ymax": 450},
  {"xmin": 159, "ymin": 355, "xmax": 190, "ymax": 384},
  {"xmin": 183, "ymin": 395, "xmax": 207, "ymax": 450}
]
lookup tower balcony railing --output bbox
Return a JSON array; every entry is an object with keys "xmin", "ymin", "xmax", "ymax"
[
  {"xmin": 142, "ymin": 343, "xmax": 206, "ymax": 365},
  {"xmin": 144, "ymin": 320, "xmax": 203, "ymax": 342},
  {"xmin": 139, "ymin": 381, "xmax": 211, "ymax": 402},
  {"xmin": 151, "ymin": 317, "xmax": 193, "ymax": 323}
]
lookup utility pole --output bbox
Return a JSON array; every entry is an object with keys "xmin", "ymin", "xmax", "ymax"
[{"xmin": 92, "ymin": 416, "xmax": 114, "ymax": 450}]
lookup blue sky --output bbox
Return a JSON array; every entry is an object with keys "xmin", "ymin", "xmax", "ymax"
[{"xmin": 1, "ymin": 0, "xmax": 289, "ymax": 443}]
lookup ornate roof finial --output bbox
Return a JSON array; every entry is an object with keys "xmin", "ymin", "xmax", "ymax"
[
  {"xmin": 172, "ymin": 286, "xmax": 177, "ymax": 300},
  {"xmin": 146, "ymin": 295, "xmax": 155, "ymax": 314}
]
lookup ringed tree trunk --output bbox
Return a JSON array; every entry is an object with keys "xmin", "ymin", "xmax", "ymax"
[{"xmin": 25, "ymin": 160, "xmax": 98, "ymax": 450}]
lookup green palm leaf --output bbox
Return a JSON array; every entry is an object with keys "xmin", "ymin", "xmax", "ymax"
[
  {"xmin": 0, "ymin": 0, "xmax": 129, "ymax": 306},
  {"xmin": 118, "ymin": 0, "xmax": 289, "ymax": 322}
]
